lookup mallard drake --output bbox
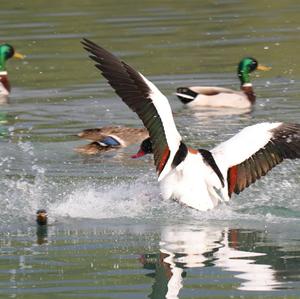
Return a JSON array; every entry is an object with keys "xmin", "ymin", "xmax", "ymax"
[
  {"xmin": 82, "ymin": 39, "xmax": 300, "ymax": 211},
  {"xmin": 75, "ymin": 126, "xmax": 149, "ymax": 155},
  {"xmin": 176, "ymin": 57, "xmax": 271, "ymax": 109},
  {"xmin": 0, "ymin": 43, "xmax": 24, "ymax": 103}
]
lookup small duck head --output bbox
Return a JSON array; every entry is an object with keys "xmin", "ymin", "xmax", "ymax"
[
  {"xmin": 36, "ymin": 209, "xmax": 48, "ymax": 226},
  {"xmin": 237, "ymin": 57, "xmax": 271, "ymax": 86},
  {"xmin": 131, "ymin": 137, "xmax": 153, "ymax": 158},
  {"xmin": 0, "ymin": 44, "xmax": 24, "ymax": 71}
]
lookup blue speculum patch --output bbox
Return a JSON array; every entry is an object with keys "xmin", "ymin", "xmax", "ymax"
[{"xmin": 101, "ymin": 136, "xmax": 121, "ymax": 147}]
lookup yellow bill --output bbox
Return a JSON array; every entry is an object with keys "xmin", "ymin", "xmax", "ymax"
[
  {"xmin": 13, "ymin": 52, "xmax": 25, "ymax": 59},
  {"xmin": 257, "ymin": 64, "xmax": 271, "ymax": 71}
]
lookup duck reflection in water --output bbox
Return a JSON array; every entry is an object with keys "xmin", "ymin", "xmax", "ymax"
[{"xmin": 141, "ymin": 226, "xmax": 282, "ymax": 298}]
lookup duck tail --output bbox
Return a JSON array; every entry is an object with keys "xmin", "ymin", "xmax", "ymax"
[{"xmin": 175, "ymin": 87, "xmax": 198, "ymax": 104}]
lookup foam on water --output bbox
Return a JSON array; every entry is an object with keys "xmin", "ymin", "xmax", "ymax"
[
  {"xmin": 51, "ymin": 178, "xmax": 163, "ymax": 220},
  {"xmin": 1, "ymin": 169, "xmax": 300, "ymax": 230},
  {"xmin": 0, "ymin": 140, "xmax": 299, "ymax": 230}
]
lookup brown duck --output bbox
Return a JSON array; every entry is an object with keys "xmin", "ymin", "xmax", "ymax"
[{"xmin": 75, "ymin": 126, "xmax": 149, "ymax": 155}]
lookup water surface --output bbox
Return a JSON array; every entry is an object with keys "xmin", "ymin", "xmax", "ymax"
[{"xmin": 0, "ymin": 1, "xmax": 300, "ymax": 298}]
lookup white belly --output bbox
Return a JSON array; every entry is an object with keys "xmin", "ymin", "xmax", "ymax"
[{"xmin": 159, "ymin": 153, "xmax": 223, "ymax": 211}]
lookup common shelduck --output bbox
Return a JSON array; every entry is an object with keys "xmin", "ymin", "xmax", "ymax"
[
  {"xmin": 75, "ymin": 126, "xmax": 148, "ymax": 155},
  {"xmin": 0, "ymin": 43, "xmax": 24, "ymax": 103},
  {"xmin": 176, "ymin": 57, "xmax": 271, "ymax": 109},
  {"xmin": 82, "ymin": 39, "xmax": 300, "ymax": 211}
]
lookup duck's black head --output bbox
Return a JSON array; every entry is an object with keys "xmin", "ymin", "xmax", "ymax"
[{"xmin": 131, "ymin": 137, "xmax": 153, "ymax": 158}]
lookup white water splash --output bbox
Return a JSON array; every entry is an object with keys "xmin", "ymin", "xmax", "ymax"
[{"xmin": 51, "ymin": 179, "xmax": 161, "ymax": 220}]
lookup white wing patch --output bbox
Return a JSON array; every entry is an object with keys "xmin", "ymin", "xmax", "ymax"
[
  {"xmin": 139, "ymin": 73, "xmax": 182, "ymax": 181},
  {"xmin": 140, "ymin": 73, "xmax": 181, "ymax": 146},
  {"xmin": 212, "ymin": 122, "xmax": 282, "ymax": 170}
]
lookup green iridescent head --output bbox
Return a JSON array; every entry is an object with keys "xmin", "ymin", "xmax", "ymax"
[
  {"xmin": 237, "ymin": 57, "xmax": 271, "ymax": 86},
  {"xmin": 237, "ymin": 57, "xmax": 258, "ymax": 85},
  {"xmin": 0, "ymin": 43, "xmax": 24, "ymax": 71}
]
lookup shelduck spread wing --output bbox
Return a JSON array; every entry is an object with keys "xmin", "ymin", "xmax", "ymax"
[
  {"xmin": 81, "ymin": 39, "xmax": 182, "ymax": 177},
  {"xmin": 212, "ymin": 122, "xmax": 300, "ymax": 197}
]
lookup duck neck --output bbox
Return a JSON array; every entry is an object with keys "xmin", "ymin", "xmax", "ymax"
[
  {"xmin": 0, "ymin": 54, "xmax": 7, "ymax": 72},
  {"xmin": 238, "ymin": 69, "xmax": 251, "ymax": 86},
  {"xmin": 238, "ymin": 64, "xmax": 256, "ymax": 103},
  {"xmin": 241, "ymin": 84, "xmax": 256, "ymax": 104},
  {"xmin": 0, "ymin": 73, "xmax": 10, "ymax": 92},
  {"xmin": 172, "ymin": 142, "xmax": 188, "ymax": 168}
]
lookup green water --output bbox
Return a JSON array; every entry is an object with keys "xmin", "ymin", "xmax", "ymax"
[{"xmin": 0, "ymin": 1, "xmax": 300, "ymax": 298}]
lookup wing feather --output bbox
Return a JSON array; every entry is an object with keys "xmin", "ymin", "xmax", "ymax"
[
  {"xmin": 82, "ymin": 39, "xmax": 181, "ymax": 176},
  {"xmin": 213, "ymin": 123, "xmax": 300, "ymax": 197}
]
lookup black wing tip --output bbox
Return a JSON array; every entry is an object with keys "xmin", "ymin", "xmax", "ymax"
[
  {"xmin": 81, "ymin": 38, "xmax": 103, "ymax": 55},
  {"xmin": 81, "ymin": 38, "xmax": 96, "ymax": 47},
  {"xmin": 81, "ymin": 38, "xmax": 122, "ymax": 67},
  {"xmin": 272, "ymin": 122, "xmax": 300, "ymax": 142},
  {"xmin": 274, "ymin": 122, "xmax": 300, "ymax": 132},
  {"xmin": 81, "ymin": 39, "xmax": 94, "ymax": 53},
  {"xmin": 81, "ymin": 37, "xmax": 91, "ymax": 43}
]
